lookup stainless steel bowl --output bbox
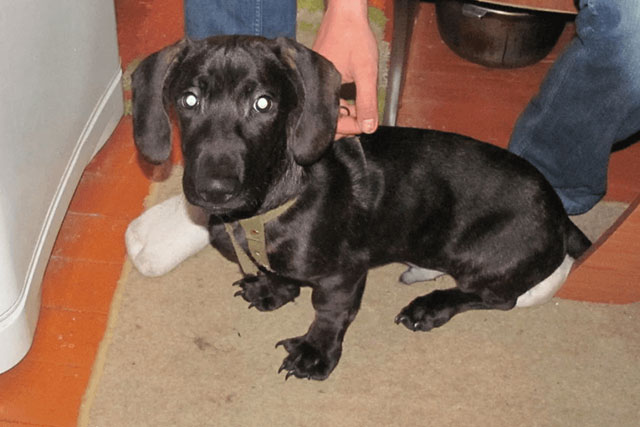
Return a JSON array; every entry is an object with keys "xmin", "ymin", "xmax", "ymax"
[{"xmin": 436, "ymin": 0, "xmax": 567, "ymax": 68}]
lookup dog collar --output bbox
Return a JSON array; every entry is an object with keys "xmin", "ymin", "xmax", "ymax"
[{"xmin": 223, "ymin": 198, "xmax": 296, "ymax": 275}]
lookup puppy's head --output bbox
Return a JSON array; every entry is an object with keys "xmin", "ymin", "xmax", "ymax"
[{"xmin": 131, "ymin": 36, "xmax": 341, "ymax": 215}]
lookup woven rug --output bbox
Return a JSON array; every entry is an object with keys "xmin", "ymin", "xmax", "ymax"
[{"xmin": 79, "ymin": 165, "xmax": 640, "ymax": 427}]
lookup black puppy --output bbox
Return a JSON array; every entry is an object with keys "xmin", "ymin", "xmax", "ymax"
[{"xmin": 131, "ymin": 36, "xmax": 591, "ymax": 380}]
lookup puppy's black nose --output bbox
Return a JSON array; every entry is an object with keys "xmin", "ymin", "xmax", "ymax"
[{"xmin": 196, "ymin": 177, "xmax": 239, "ymax": 204}]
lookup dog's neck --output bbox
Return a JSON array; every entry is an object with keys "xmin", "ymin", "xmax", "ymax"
[
  {"xmin": 258, "ymin": 155, "xmax": 306, "ymax": 214},
  {"xmin": 224, "ymin": 198, "xmax": 297, "ymax": 276}
]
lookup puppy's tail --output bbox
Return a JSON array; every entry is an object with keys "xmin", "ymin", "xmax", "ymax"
[{"xmin": 565, "ymin": 219, "xmax": 591, "ymax": 259}]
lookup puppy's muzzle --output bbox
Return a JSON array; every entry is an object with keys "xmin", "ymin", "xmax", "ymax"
[
  {"xmin": 189, "ymin": 155, "xmax": 242, "ymax": 205},
  {"xmin": 195, "ymin": 175, "xmax": 240, "ymax": 204}
]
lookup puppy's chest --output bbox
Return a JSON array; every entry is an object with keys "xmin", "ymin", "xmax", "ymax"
[
  {"xmin": 263, "ymin": 215, "xmax": 325, "ymax": 276},
  {"xmin": 267, "ymin": 211, "xmax": 371, "ymax": 279}
]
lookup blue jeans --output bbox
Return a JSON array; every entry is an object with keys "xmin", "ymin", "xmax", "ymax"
[
  {"xmin": 184, "ymin": 0, "xmax": 296, "ymax": 39},
  {"xmin": 508, "ymin": 0, "xmax": 640, "ymax": 214}
]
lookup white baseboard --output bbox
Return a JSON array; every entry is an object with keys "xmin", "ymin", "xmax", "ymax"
[{"xmin": 0, "ymin": 69, "xmax": 124, "ymax": 374}]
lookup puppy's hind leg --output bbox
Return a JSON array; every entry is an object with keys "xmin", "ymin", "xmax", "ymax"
[
  {"xmin": 400, "ymin": 264, "xmax": 445, "ymax": 285},
  {"xmin": 395, "ymin": 288, "xmax": 515, "ymax": 332}
]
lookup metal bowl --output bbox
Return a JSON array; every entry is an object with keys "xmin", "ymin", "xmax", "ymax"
[{"xmin": 436, "ymin": 0, "xmax": 567, "ymax": 68}]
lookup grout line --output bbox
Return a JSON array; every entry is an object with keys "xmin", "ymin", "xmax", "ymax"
[
  {"xmin": 39, "ymin": 304, "xmax": 111, "ymax": 315},
  {"xmin": 48, "ymin": 255, "xmax": 124, "ymax": 265},
  {"xmin": 48, "ymin": 258, "xmax": 125, "ymax": 266},
  {"xmin": 0, "ymin": 420, "xmax": 56, "ymax": 427},
  {"xmin": 63, "ymin": 211, "xmax": 133, "ymax": 219}
]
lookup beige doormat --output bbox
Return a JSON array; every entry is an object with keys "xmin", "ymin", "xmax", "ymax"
[{"xmin": 79, "ymin": 167, "xmax": 639, "ymax": 426}]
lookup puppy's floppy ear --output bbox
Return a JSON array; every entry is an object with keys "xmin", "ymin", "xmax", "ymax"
[
  {"xmin": 131, "ymin": 39, "xmax": 189, "ymax": 164},
  {"xmin": 272, "ymin": 37, "xmax": 341, "ymax": 166}
]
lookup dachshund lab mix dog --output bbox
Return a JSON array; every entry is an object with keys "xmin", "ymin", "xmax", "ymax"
[{"xmin": 131, "ymin": 36, "xmax": 590, "ymax": 380}]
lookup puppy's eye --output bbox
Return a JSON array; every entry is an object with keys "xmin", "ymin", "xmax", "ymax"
[
  {"xmin": 180, "ymin": 91, "xmax": 200, "ymax": 109},
  {"xmin": 253, "ymin": 95, "xmax": 273, "ymax": 113}
]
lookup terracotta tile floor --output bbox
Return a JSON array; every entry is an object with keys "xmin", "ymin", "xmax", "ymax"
[{"xmin": 0, "ymin": 1, "xmax": 638, "ymax": 425}]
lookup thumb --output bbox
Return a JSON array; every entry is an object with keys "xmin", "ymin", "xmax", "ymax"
[{"xmin": 354, "ymin": 74, "xmax": 379, "ymax": 134}]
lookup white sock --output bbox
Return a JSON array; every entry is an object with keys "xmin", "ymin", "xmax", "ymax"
[{"xmin": 125, "ymin": 194, "xmax": 210, "ymax": 277}]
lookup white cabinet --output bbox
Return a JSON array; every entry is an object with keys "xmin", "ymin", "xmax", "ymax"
[{"xmin": 0, "ymin": 0, "xmax": 124, "ymax": 372}]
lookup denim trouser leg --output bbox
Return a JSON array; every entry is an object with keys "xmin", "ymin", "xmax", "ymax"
[
  {"xmin": 508, "ymin": 0, "xmax": 640, "ymax": 214},
  {"xmin": 184, "ymin": 0, "xmax": 297, "ymax": 39}
]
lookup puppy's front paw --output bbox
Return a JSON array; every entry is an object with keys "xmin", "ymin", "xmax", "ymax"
[
  {"xmin": 233, "ymin": 273, "xmax": 300, "ymax": 311},
  {"xmin": 276, "ymin": 336, "xmax": 339, "ymax": 381}
]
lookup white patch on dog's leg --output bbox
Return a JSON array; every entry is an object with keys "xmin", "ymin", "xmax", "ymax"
[
  {"xmin": 515, "ymin": 255, "xmax": 574, "ymax": 308},
  {"xmin": 125, "ymin": 194, "xmax": 210, "ymax": 277},
  {"xmin": 400, "ymin": 264, "xmax": 445, "ymax": 284}
]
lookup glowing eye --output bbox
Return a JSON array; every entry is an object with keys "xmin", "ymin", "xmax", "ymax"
[
  {"xmin": 181, "ymin": 92, "xmax": 199, "ymax": 109},
  {"xmin": 253, "ymin": 95, "xmax": 272, "ymax": 113}
]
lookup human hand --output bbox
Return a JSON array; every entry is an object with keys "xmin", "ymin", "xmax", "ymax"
[{"xmin": 312, "ymin": 0, "xmax": 379, "ymax": 138}]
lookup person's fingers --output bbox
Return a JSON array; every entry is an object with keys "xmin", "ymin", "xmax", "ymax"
[
  {"xmin": 336, "ymin": 114, "xmax": 361, "ymax": 138},
  {"xmin": 335, "ymin": 100, "xmax": 358, "ymax": 139},
  {"xmin": 354, "ymin": 70, "xmax": 379, "ymax": 134},
  {"xmin": 339, "ymin": 99, "xmax": 357, "ymax": 117}
]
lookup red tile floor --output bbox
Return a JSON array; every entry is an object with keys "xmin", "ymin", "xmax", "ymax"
[{"xmin": 0, "ymin": 1, "xmax": 638, "ymax": 425}]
